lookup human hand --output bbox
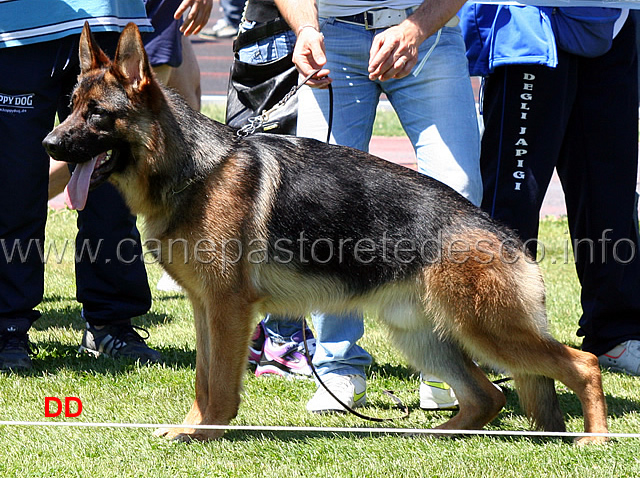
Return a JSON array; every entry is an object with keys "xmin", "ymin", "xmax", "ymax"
[
  {"xmin": 368, "ymin": 22, "xmax": 421, "ymax": 81},
  {"xmin": 174, "ymin": 0, "xmax": 213, "ymax": 36},
  {"xmin": 292, "ymin": 26, "xmax": 332, "ymax": 88}
]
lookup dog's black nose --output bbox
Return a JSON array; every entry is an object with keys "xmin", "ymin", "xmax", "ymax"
[{"xmin": 42, "ymin": 132, "xmax": 62, "ymax": 158}]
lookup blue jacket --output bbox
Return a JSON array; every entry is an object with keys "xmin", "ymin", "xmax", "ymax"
[
  {"xmin": 459, "ymin": 3, "xmax": 558, "ymax": 76},
  {"xmin": 460, "ymin": 4, "xmax": 621, "ymax": 76}
]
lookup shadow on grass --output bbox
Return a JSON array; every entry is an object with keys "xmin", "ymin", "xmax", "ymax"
[
  {"xmin": 41, "ymin": 293, "xmax": 77, "ymax": 304},
  {"xmin": 222, "ymin": 386, "xmax": 637, "ymax": 444},
  {"xmin": 31, "ymin": 311, "xmax": 183, "ymax": 332},
  {"xmin": 496, "ymin": 385, "xmax": 637, "ymax": 422},
  {"xmin": 220, "ymin": 428, "xmax": 574, "ymax": 446},
  {"xmin": 9, "ymin": 340, "xmax": 196, "ymax": 376},
  {"xmin": 367, "ymin": 361, "xmax": 415, "ymax": 381}
]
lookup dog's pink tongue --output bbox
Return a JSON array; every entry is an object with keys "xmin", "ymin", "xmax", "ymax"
[{"xmin": 64, "ymin": 155, "xmax": 100, "ymax": 211}]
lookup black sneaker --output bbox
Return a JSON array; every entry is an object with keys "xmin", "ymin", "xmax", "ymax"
[
  {"xmin": 79, "ymin": 322, "xmax": 162, "ymax": 363},
  {"xmin": 0, "ymin": 329, "xmax": 35, "ymax": 371}
]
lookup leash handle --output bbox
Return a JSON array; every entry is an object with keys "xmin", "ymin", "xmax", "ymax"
[{"xmin": 326, "ymin": 82, "xmax": 333, "ymax": 144}]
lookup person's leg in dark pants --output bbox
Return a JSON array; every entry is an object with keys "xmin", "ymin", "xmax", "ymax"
[
  {"xmin": 0, "ymin": 39, "xmax": 72, "ymax": 369},
  {"xmin": 480, "ymin": 60, "xmax": 576, "ymax": 256},
  {"xmin": 557, "ymin": 18, "xmax": 640, "ymax": 361},
  {"xmin": 74, "ymin": 184, "xmax": 151, "ymax": 325},
  {"xmin": 58, "ymin": 33, "xmax": 159, "ymax": 363}
]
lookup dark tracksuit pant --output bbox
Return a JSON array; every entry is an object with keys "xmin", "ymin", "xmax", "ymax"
[
  {"xmin": 480, "ymin": 18, "xmax": 640, "ymax": 356},
  {"xmin": 0, "ymin": 33, "xmax": 150, "ymax": 334}
]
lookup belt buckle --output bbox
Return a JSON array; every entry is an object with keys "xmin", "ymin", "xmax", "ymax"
[{"xmin": 364, "ymin": 8, "xmax": 408, "ymax": 30}]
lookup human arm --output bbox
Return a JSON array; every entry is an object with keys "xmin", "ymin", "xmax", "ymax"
[
  {"xmin": 174, "ymin": 0, "xmax": 213, "ymax": 36},
  {"xmin": 368, "ymin": 0, "xmax": 467, "ymax": 81},
  {"xmin": 274, "ymin": 0, "xmax": 331, "ymax": 88}
]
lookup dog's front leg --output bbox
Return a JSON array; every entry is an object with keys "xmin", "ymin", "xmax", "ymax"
[{"xmin": 155, "ymin": 292, "xmax": 255, "ymax": 441}]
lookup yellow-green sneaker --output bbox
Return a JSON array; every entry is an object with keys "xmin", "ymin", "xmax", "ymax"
[{"xmin": 419, "ymin": 376, "xmax": 459, "ymax": 410}]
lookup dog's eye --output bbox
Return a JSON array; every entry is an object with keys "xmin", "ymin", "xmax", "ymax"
[
  {"xmin": 87, "ymin": 105, "xmax": 113, "ymax": 129},
  {"xmin": 86, "ymin": 100, "xmax": 106, "ymax": 117},
  {"xmin": 91, "ymin": 107, "xmax": 107, "ymax": 118}
]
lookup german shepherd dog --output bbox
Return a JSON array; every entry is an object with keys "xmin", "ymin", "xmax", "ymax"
[{"xmin": 44, "ymin": 24, "xmax": 608, "ymax": 444}]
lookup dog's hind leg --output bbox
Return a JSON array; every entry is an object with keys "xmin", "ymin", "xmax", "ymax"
[
  {"xmin": 426, "ymin": 258, "xmax": 608, "ymax": 443},
  {"xmin": 451, "ymin": 306, "xmax": 607, "ymax": 443},
  {"xmin": 441, "ymin": 310, "xmax": 607, "ymax": 443},
  {"xmin": 511, "ymin": 373, "xmax": 564, "ymax": 433},
  {"xmin": 387, "ymin": 326, "xmax": 506, "ymax": 431},
  {"xmin": 453, "ymin": 297, "xmax": 607, "ymax": 442},
  {"xmin": 502, "ymin": 341, "xmax": 608, "ymax": 445},
  {"xmin": 155, "ymin": 292, "xmax": 255, "ymax": 442}
]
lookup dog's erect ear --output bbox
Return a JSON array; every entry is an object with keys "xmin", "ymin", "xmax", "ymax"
[
  {"xmin": 113, "ymin": 23, "xmax": 153, "ymax": 90},
  {"xmin": 79, "ymin": 22, "xmax": 110, "ymax": 74}
]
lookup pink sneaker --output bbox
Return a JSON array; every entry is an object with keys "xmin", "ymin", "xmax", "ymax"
[{"xmin": 255, "ymin": 328, "xmax": 316, "ymax": 378}]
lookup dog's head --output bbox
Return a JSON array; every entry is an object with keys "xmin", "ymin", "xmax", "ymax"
[{"xmin": 43, "ymin": 22, "xmax": 161, "ymax": 210}]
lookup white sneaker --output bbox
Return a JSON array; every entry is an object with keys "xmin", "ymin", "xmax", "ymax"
[
  {"xmin": 156, "ymin": 271, "xmax": 183, "ymax": 293},
  {"xmin": 598, "ymin": 340, "xmax": 640, "ymax": 375},
  {"xmin": 306, "ymin": 374, "xmax": 366, "ymax": 413},
  {"xmin": 199, "ymin": 19, "xmax": 238, "ymax": 39},
  {"xmin": 420, "ymin": 376, "xmax": 459, "ymax": 410}
]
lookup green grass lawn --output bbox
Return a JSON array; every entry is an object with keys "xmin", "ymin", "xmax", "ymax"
[
  {"xmin": 5, "ymin": 106, "xmax": 640, "ymax": 475},
  {"xmin": 1, "ymin": 210, "xmax": 639, "ymax": 477}
]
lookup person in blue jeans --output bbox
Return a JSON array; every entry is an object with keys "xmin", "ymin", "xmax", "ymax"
[{"xmin": 276, "ymin": 0, "xmax": 482, "ymax": 412}]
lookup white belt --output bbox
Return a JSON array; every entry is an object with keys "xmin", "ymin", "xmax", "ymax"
[{"xmin": 335, "ymin": 7, "xmax": 459, "ymax": 30}]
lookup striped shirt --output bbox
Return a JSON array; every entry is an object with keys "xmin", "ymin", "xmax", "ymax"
[
  {"xmin": 318, "ymin": 0, "xmax": 421, "ymax": 18},
  {"xmin": 0, "ymin": 0, "xmax": 152, "ymax": 49}
]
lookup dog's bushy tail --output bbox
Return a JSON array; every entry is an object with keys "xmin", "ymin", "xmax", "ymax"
[{"xmin": 513, "ymin": 374, "xmax": 566, "ymax": 432}]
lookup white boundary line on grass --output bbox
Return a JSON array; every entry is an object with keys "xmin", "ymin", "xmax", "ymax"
[{"xmin": 1, "ymin": 421, "xmax": 640, "ymax": 439}]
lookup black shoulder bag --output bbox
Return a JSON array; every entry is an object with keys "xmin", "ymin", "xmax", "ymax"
[{"xmin": 225, "ymin": 19, "xmax": 298, "ymax": 135}]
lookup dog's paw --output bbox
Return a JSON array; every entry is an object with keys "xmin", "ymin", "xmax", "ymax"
[
  {"xmin": 574, "ymin": 435, "xmax": 610, "ymax": 446},
  {"xmin": 153, "ymin": 426, "xmax": 223, "ymax": 442},
  {"xmin": 153, "ymin": 426, "xmax": 195, "ymax": 442}
]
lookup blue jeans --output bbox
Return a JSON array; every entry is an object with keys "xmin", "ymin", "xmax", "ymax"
[
  {"xmin": 237, "ymin": 25, "xmax": 296, "ymax": 63},
  {"xmin": 297, "ymin": 19, "xmax": 482, "ymax": 379}
]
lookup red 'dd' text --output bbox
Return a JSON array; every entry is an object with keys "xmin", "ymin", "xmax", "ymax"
[{"xmin": 45, "ymin": 396, "xmax": 83, "ymax": 417}]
